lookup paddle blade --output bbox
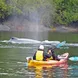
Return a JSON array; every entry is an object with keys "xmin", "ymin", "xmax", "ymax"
[
  {"xmin": 69, "ymin": 57, "xmax": 78, "ymax": 61},
  {"xmin": 56, "ymin": 41, "xmax": 66, "ymax": 48}
]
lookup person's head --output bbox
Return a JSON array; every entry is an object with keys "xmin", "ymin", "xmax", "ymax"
[
  {"xmin": 38, "ymin": 45, "xmax": 44, "ymax": 50},
  {"xmin": 48, "ymin": 47, "xmax": 54, "ymax": 53},
  {"xmin": 47, "ymin": 48, "xmax": 51, "ymax": 53}
]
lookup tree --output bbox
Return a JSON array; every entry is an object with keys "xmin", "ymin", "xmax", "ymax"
[
  {"xmin": 0, "ymin": 0, "xmax": 12, "ymax": 22},
  {"xmin": 53, "ymin": 0, "xmax": 78, "ymax": 25}
]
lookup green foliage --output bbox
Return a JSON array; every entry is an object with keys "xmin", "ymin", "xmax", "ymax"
[
  {"xmin": 0, "ymin": 0, "xmax": 78, "ymax": 26},
  {"xmin": 53, "ymin": 0, "xmax": 78, "ymax": 25},
  {"xmin": 7, "ymin": 0, "xmax": 54, "ymax": 27},
  {"xmin": 0, "ymin": 0, "xmax": 12, "ymax": 21},
  {"xmin": 7, "ymin": 0, "xmax": 53, "ymax": 14}
]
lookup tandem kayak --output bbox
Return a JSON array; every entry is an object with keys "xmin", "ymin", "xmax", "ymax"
[{"xmin": 26, "ymin": 53, "xmax": 69, "ymax": 67}]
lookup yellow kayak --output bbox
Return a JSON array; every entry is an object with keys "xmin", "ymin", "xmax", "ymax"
[{"xmin": 26, "ymin": 53, "xmax": 69, "ymax": 67}]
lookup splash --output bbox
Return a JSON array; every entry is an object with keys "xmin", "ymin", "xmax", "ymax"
[
  {"xmin": 2, "ymin": 37, "xmax": 60, "ymax": 44},
  {"xmin": 0, "ymin": 37, "xmax": 78, "ymax": 46},
  {"xmin": 0, "ymin": 37, "xmax": 78, "ymax": 49}
]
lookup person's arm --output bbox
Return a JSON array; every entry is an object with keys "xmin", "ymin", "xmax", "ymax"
[
  {"xmin": 46, "ymin": 53, "xmax": 52, "ymax": 58},
  {"xmin": 33, "ymin": 52, "xmax": 36, "ymax": 60},
  {"xmin": 43, "ymin": 52, "xmax": 52, "ymax": 61},
  {"xmin": 51, "ymin": 51, "xmax": 60, "ymax": 61},
  {"xmin": 55, "ymin": 56, "xmax": 60, "ymax": 61}
]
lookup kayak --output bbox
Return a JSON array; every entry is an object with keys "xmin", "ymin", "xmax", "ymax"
[{"xmin": 26, "ymin": 53, "xmax": 69, "ymax": 67}]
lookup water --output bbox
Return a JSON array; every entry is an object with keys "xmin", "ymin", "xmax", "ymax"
[{"xmin": 0, "ymin": 31, "xmax": 78, "ymax": 78}]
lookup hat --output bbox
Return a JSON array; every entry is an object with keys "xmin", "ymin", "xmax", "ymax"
[{"xmin": 39, "ymin": 45, "xmax": 44, "ymax": 50}]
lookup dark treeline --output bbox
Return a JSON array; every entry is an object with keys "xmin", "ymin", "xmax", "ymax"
[{"xmin": 0, "ymin": 0, "xmax": 78, "ymax": 27}]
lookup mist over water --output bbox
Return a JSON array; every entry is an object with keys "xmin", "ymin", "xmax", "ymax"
[{"xmin": 5, "ymin": 0, "xmax": 54, "ymax": 32}]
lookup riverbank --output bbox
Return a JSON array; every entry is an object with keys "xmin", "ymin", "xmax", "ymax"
[
  {"xmin": 50, "ymin": 26, "xmax": 78, "ymax": 32},
  {"xmin": 0, "ymin": 23, "xmax": 78, "ymax": 32}
]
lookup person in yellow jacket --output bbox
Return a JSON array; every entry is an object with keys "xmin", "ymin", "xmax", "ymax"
[{"xmin": 33, "ymin": 45, "xmax": 51, "ymax": 61}]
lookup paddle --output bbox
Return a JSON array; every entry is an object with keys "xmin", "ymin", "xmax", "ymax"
[
  {"xmin": 49, "ymin": 41, "xmax": 66, "ymax": 50},
  {"xmin": 54, "ymin": 41, "xmax": 77, "ymax": 61},
  {"xmin": 56, "ymin": 41, "xmax": 78, "ymax": 61},
  {"xmin": 56, "ymin": 41, "xmax": 66, "ymax": 48},
  {"xmin": 69, "ymin": 57, "xmax": 78, "ymax": 61}
]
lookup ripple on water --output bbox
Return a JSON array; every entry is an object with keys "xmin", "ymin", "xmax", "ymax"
[{"xmin": 0, "ymin": 73, "xmax": 8, "ymax": 75}]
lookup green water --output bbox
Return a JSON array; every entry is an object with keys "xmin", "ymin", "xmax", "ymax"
[{"xmin": 0, "ymin": 31, "xmax": 78, "ymax": 78}]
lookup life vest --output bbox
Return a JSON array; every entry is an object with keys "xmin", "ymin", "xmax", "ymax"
[
  {"xmin": 46, "ymin": 52, "xmax": 53, "ymax": 61},
  {"xmin": 36, "ymin": 50, "xmax": 43, "ymax": 61}
]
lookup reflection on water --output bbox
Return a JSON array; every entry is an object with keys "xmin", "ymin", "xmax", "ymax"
[
  {"xmin": 68, "ymin": 64, "xmax": 78, "ymax": 78},
  {"xmin": 35, "ymin": 66, "xmax": 43, "ymax": 78},
  {"xmin": 1, "ymin": 61, "xmax": 78, "ymax": 78},
  {"xmin": 26, "ymin": 64, "xmax": 78, "ymax": 78},
  {"xmin": 27, "ymin": 63, "xmax": 68, "ymax": 78}
]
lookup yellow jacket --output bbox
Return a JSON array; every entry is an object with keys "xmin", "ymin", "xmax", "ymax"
[{"xmin": 36, "ymin": 50, "xmax": 43, "ymax": 61}]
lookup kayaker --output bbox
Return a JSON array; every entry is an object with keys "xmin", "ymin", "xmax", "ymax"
[
  {"xmin": 33, "ymin": 45, "xmax": 51, "ymax": 61},
  {"xmin": 47, "ymin": 48, "xmax": 60, "ymax": 61}
]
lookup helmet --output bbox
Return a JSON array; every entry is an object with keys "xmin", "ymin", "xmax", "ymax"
[{"xmin": 39, "ymin": 45, "xmax": 44, "ymax": 50}]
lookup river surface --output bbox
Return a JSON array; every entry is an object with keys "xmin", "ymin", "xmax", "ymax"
[{"xmin": 0, "ymin": 31, "xmax": 78, "ymax": 78}]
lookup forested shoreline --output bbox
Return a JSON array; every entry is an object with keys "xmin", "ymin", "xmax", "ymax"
[{"xmin": 0, "ymin": 0, "xmax": 78, "ymax": 28}]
